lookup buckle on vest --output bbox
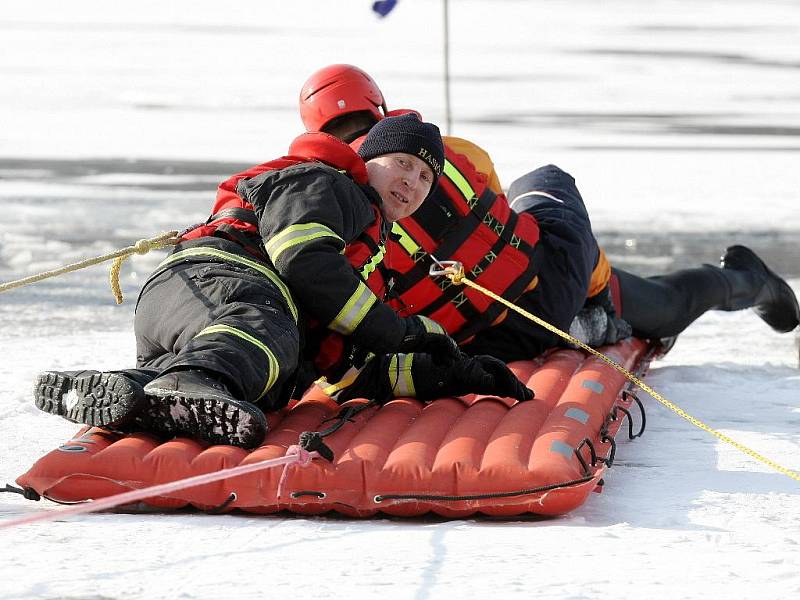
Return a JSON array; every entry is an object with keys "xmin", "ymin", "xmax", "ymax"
[{"xmin": 429, "ymin": 258, "xmax": 464, "ymax": 279}]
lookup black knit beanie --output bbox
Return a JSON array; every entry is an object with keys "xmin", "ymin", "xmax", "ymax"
[{"xmin": 357, "ymin": 113, "xmax": 444, "ymax": 185}]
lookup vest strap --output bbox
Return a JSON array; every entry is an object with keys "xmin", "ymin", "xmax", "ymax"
[{"xmin": 206, "ymin": 207, "xmax": 260, "ymax": 227}]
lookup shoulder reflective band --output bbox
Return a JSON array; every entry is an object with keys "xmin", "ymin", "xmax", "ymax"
[
  {"xmin": 388, "ymin": 353, "xmax": 415, "ymax": 397},
  {"xmin": 265, "ymin": 223, "xmax": 345, "ymax": 264},
  {"xmin": 193, "ymin": 324, "xmax": 279, "ymax": 401},
  {"xmin": 443, "ymin": 159, "xmax": 477, "ymax": 206},
  {"xmin": 328, "ymin": 280, "xmax": 378, "ymax": 335},
  {"xmin": 391, "ymin": 222, "xmax": 421, "ymax": 256},
  {"xmin": 359, "ymin": 243, "xmax": 386, "ymax": 280},
  {"xmin": 158, "ymin": 247, "xmax": 298, "ymax": 323}
]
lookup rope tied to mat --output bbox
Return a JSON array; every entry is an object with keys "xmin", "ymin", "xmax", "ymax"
[
  {"xmin": 1, "ymin": 449, "xmax": 321, "ymax": 529},
  {"xmin": 276, "ymin": 403, "xmax": 381, "ymax": 500},
  {"xmin": 276, "ymin": 444, "xmax": 318, "ymax": 499}
]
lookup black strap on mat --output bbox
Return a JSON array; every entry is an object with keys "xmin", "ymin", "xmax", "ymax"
[
  {"xmin": 298, "ymin": 401, "xmax": 380, "ymax": 462},
  {"xmin": 1, "ymin": 483, "xmax": 40, "ymax": 501}
]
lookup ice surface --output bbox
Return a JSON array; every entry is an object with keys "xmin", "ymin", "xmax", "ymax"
[{"xmin": 1, "ymin": 1, "xmax": 798, "ymax": 599}]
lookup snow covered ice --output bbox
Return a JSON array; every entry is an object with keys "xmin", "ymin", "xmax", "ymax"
[{"xmin": 1, "ymin": 1, "xmax": 799, "ymax": 598}]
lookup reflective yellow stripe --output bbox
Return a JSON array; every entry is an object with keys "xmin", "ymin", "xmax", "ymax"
[
  {"xmin": 390, "ymin": 162, "xmax": 473, "ymax": 260},
  {"xmin": 328, "ymin": 281, "xmax": 378, "ymax": 335},
  {"xmin": 319, "ymin": 352, "xmax": 377, "ymax": 397},
  {"xmin": 265, "ymin": 223, "xmax": 344, "ymax": 264},
  {"xmin": 359, "ymin": 243, "xmax": 386, "ymax": 280},
  {"xmin": 443, "ymin": 159, "xmax": 475, "ymax": 202},
  {"xmin": 388, "ymin": 353, "xmax": 415, "ymax": 397},
  {"xmin": 391, "ymin": 222, "xmax": 421, "ymax": 255},
  {"xmin": 158, "ymin": 247, "xmax": 298, "ymax": 323},
  {"xmin": 321, "ymin": 367, "xmax": 361, "ymax": 397},
  {"xmin": 322, "ymin": 380, "xmax": 346, "ymax": 397},
  {"xmin": 194, "ymin": 324, "xmax": 279, "ymax": 401},
  {"xmin": 418, "ymin": 315, "xmax": 445, "ymax": 335}
]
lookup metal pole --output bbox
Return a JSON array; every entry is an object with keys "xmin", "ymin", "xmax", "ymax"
[{"xmin": 443, "ymin": 0, "xmax": 452, "ymax": 135}]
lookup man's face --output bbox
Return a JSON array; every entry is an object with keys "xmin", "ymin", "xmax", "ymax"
[{"xmin": 365, "ymin": 152, "xmax": 434, "ymax": 222}]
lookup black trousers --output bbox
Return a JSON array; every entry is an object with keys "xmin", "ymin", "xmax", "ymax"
[
  {"xmin": 462, "ymin": 164, "xmax": 766, "ymax": 361},
  {"xmin": 118, "ymin": 237, "xmax": 300, "ymax": 411},
  {"xmin": 464, "ymin": 164, "xmax": 599, "ymax": 361},
  {"xmin": 613, "ymin": 264, "xmax": 763, "ymax": 339}
]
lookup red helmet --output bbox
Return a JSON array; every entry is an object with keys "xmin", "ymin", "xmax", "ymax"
[{"xmin": 299, "ymin": 64, "xmax": 387, "ymax": 131}]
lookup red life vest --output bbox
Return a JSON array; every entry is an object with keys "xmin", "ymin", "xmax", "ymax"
[{"xmin": 384, "ymin": 146, "xmax": 541, "ymax": 343}]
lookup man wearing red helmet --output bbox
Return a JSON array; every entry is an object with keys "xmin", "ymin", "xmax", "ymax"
[
  {"xmin": 299, "ymin": 65, "xmax": 800, "ymax": 360},
  {"xmin": 301, "ymin": 65, "xmax": 615, "ymax": 358},
  {"xmin": 33, "ymin": 114, "xmax": 533, "ymax": 449}
]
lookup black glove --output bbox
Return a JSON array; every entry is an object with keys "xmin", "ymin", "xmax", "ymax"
[
  {"xmin": 334, "ymin": 357, "xmax": 393, "ymax": 405},
  {"xmin": 398, "ymin": 315, "xmax": 460, "ymax": 366},
  {"xmin": 336, "ymin": 353, "xmax": 534, "ymax": 404},
  {"xmin": 413, "ymin": 353, "xmax": 534, "ymax": 402}
]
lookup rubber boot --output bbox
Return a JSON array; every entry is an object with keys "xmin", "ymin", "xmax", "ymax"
[
  {"xmin": 33, "ymin": 370, "xmax": 146, "ymax": 427},
  {"xmin": 720, "ymin": 245, "xmax": 800, "ymax": 333},
  {"xmin": 138, "ymin": 370, "xmax": 268, "ymax": 449}
]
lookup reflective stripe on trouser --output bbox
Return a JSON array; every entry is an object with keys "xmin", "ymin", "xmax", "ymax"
[
  {"xmin": 134, "ymin": 259, "xmax": 300, "ymax": 410},
  {"xmin": 158, "ymin": 246, "xmax": 298, "ymax": 323},
  {"xmin": 194, "ymin": 324, "xmax": 279, "ymax": 400}
]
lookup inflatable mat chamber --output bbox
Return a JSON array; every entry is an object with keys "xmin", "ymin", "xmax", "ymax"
[{"xmin": 16, "ymin": 338, "xmax": 655, "ymax": 518}]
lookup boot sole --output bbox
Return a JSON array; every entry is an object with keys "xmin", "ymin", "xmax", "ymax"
[
  {"xmin": 135, "ymin": 390, "xmax": 267, "ymax": 449},
  {"xmin": 34, "ymin": 372, "xmax": 146, "ymax": 427}
]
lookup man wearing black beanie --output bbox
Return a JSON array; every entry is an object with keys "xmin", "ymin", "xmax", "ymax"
[
  {"xmin": 358, "ymin": 113, "xmax": 443, "ymax": 222},
  {"xmin": 34, "ymin": 113, "xmax": 532, "ymax": 449}
]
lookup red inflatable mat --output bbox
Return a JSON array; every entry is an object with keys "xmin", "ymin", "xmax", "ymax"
[{"xmin": 17, "ymin": 338, "xmax": 653, "ymax": 518}]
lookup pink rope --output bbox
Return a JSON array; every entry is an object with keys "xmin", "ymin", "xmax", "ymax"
[
  {"xmin": 0, "ymin": 447, "xmax": 319, "ymax": 530},
  {"xmin": 276, "ymin": 444, "xmax": 315, "ymax": 499}
]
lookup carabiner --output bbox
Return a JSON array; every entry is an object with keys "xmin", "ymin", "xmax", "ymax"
[{"xmin": 428, "ymin": 259, "xmax": 463, "ymax": 278}]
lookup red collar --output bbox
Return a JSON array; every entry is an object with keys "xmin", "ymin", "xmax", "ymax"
[{"xmin": 287, "ymin": 132, "xmax": 368, "ymax": 185}]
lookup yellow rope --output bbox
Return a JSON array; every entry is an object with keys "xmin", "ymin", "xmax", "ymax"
[
  {"xmin": 441, "ymin": 263, "xmax": 800, "ymax": 483},
  {"xmin": 0, "ymin": 231, "xmax": 181, "ymax": 304}
]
